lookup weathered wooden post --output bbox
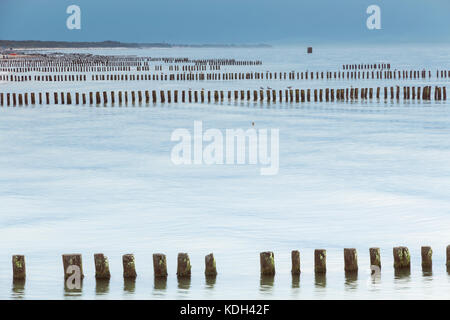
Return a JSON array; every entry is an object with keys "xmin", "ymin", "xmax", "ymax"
[
  {"xmin": 447, "ymin": 245, "xmax": 450, "ymax": 270},
  {"xmin": 94, "ymin": 253, "xmax": 111, "ymax": 279},
  {"xmin": 152, "ymin": 90, "xmax": 157, "ymax": 103},
  {"xmin": 122, "ymin": 254, "xmax": 137, "ymax": 279},
  {"xmin": 314, "ymin": 249, "xmax": 326, "ymax": 273},
  {"xmin": 96, "ymin": 92, "xmax": 101, "ymax": 105},
  {"xmin": 62, "ymin": 254, "xmax": 84, "ymax": 279},
  {"xmin": 260, "ymin": 252, "xmax": 275, "ymax": 275},
  {"xmin": 291, "ymin": 250, "xmax": 300, "ymax": 275},
  {"xmin": 205, "ymin": 253, "xmax": 217, "ymax": 276},
  {"xmin": 393, "ymin": 247, "xmax": 410, "ymax": 270},
  {"xmin": 421, "ymin": 246, "xmax": 432, "ymax": 269},
  {"xmin": 344, "ymin": 248, "xmax": 358, "ymax": 273},
  {"xmin": 369, "ymin": 248, "xmax": 381, "ymax": 269},
  {"xmin": 12, "ymin": 255, "xmax": 26, "ymax": 279},
  {"xmin": 153, "ymin": 253, "xmax": 168, "ymax": 277},
  {"xmin": 177, "ymin": 253, "xmax": 191, "ymax": 277}
]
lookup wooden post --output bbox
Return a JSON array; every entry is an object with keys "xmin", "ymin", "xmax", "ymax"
[
  {"xmin": 314, "ymin": 249, "xmax": 326, "ymax": 273},
  {"xmin": 12, "ymin": 255, "xmax": 26, "ymax": 279},
  {"xmin": 393, "ymin": 247, "xmax": 410, "ymax": 270},
  {"xmin": 153, "ymin": 253, "xmax": 168, "ymax": 277},
  {"xmin": 369, "ymin": 248, "xmax": 381, "ymax": 269},
  {"xmin": 96, "ymin": 92, "xmax": 101, "ymax": 105},
  {"xmin": 177, "ymin": 253, "xmax": 191, "ymax": 277},
  {"xmin": 260, "ymin": 252, "xmax": 275, "ymax": 275},
  {"xmin": 205, "ymin": 253, "xmax": 217, "ymax": 276},
  {"xmin": 62, "ymin": 254, "xmax": 84, "ymax": 279},
  {"xmin": 447, "ymin": 245, "xmax": 450, "ymax": 269},
  {"xmin": 94, "ymin": 253, "xmax": 111, "ymax": 279},
  {"xmin": 291, "ymin": 250, "xmax": 300, "ymax": 275},
  {"xmin": 122, "ymin": 254, "xmax": 137, "ymax": 279},
  {"xmin": 421, "ymin": 246, "xmax": 432, "ymax": 269},
  {"xmin": 344, "ymin": 248, "xmax": 358, "ymax": 273}
]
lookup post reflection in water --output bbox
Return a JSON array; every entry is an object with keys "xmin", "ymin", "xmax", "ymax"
[
  {"xmin": 205, "ymin": 275, "xmax": 217, "ymax": 289},
  {"xmin": 422, "ymin": 267, "xmax": 433, "ymax": 278},
  {"xmin": 123, "ymin": 278, "xmax": 136, "ymax": 294},
  {"xmin": 344, "ymin": 272, "xmax": 358, "ymax": 291},
  {"xmin": 11, "ymin": 279, "xmax": 26, "ymax": 299},
  {"xmin": 394, "ymin": 268, "xmax": 411, "ymax": 279},
  {"xmin": 291, "ymin": 274, "xmax": 300, "ymax": 289},
  {"xmin": 259, "ymin": 275, "xmax": 274, "ymax": 294},
  {"xmin": 177, "ymin": 276, "xmax": 191, "ymax": 291},
  {"xmin": 154, "ymin": 277, "xmax": 167, "ymax": 290},
  {"xmin": 314, "ymin": 273, "xmax": 326, "ymax": 288},
  {"xmin": 64, "ymin": 279, "xmax": 83, "ymax": 297},
  {"xmin": 95, "ymin": 279, "xmax": 110, "ymax": 295}
]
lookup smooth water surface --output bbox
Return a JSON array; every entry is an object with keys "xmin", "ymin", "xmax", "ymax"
[{"xmin": 0, "ymin": 45, "xmax": 450, "ymax": 299}]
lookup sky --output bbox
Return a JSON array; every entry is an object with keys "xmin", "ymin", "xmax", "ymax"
[{"xmin": 0, "ymin": 0, "xmax": 449, "ymax": 44}]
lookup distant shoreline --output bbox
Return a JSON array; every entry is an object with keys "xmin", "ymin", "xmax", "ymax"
[{"xmin": 0, "ymin": 40, "xmax": 272, "ymax": 50}]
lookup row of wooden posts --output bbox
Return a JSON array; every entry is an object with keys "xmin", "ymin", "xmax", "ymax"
[
  {"xmin": 0, "ymin": 86, "xmax": 447, "ymax": 107},
  {"xmin": 2, "ymin": 70, "xmax": 447, "ymax": 83},
  {"xmin": 0, "ymin": 58, "xmax": 262, "ymax": 72},
  {"xmin": 9, "ymin": 245, "xmax": 450, "ymax": 280},
  {"xmin": 342, "ymin": 63, "xmax": 390, "ymax": 70}
]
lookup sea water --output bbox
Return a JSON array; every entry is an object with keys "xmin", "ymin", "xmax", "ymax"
[{"xmin": 0, "ymin": 44, "xmax": 450, "ymax": 299}]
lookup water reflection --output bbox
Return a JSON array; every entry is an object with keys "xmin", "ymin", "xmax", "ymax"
[
  {"xmin": 11, "ymin": 279, "xmax": 25, "ymax": 299},
  {"xmin": 154, "ymin": 277, "xmax": 167, "ymax": 290},
  {"xmin": 205, "ymin": 275, "xmax": 217, "ymax": 289},
  {"xmin": 123, "ymin": 278, "xmax": 136, "ymax": 293},
  {"xmin": 95, "ymin": 279, "xmax": 110, "ymax": 295},
  {"xmin": 344, "ymin": 272, "xmax": 358, "ymax": 291},
  {"xmin": 259, "ymin": 275, "xmax": 274, "ymax": 294},
  {"xmin": 64, "ymin": 279, "xmax": 83, "ymax": 297},
  {"xmin": 177, "ymin": 276, "xmax": 191, "ymax": 291},
  {"xmin": 291, "ymin": 274, "xmax": 300, "ymax": 288},
  {"xmin": 394, "ymin": 268, "xmax": 411, "ymax": 279},
  {"xmin": 422, "ymin": 267, "xmax": 432, "ymax": 277},
  {"xmin": 314, "ymin": 273, "xmax": 326, "ymax": 288}
]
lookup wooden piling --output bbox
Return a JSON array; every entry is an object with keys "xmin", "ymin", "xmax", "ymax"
[
  {"xmin": 12, "ymin": 255, "xmax": 26, "ymax": 279},
  {"xmin": 153, "ymin": 253, "xmax": 168, "ymax": 277},
  {"xmin": 369, "ymin": 247, "xmax": 381, "ymax": 269},
  {"xmin": 177, "ymin": 253, "xmax": 191, "ymax": 277},
  {"xmin": 344, "ymin": 248, "xmax": 358, "ymax": 273},
  {"xmin": 260, "ymin": 252, "xmax": 275, "ymax": 276},
  {"xmin": 421, "ymin": 246, "xmax": 432, "ymax": 269},
  {"xmin": 393, "ymin": 247, "xmax": 410, "ymax": 270},
  {"xmin": 314, "ymin": 249, "xmax": 326, "ymax": 273},
  {"xmin": 94, "ymin": 253, "xmax": 111, "ymax": 279},
  {"xmin": 205, "ymin": 253, "xmax": 217, "ymax": 276},
  {"xmin": 291, "ymin": 250, "xmax": 300, "ymax": 275},
  {"xmin": 122, "ymin": 254, "xmax": 137, "ymax": 279},
  {"xmin": 62, "ymin": 254, "xmax": 84, "ymax": 280},
  {"xmin": 447, "ymin": 245, "xmax": 450, "ymax": 269}
]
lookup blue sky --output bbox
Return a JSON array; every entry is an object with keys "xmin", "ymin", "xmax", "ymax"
[{"xmin": 0, "ymin": 0, "xmax": 449, "ymax": 44}]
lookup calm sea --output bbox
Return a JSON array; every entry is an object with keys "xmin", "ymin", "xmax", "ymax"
[{"xmin": 1, "ymin": 45, "xmax": 450, "ymax": 299}]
